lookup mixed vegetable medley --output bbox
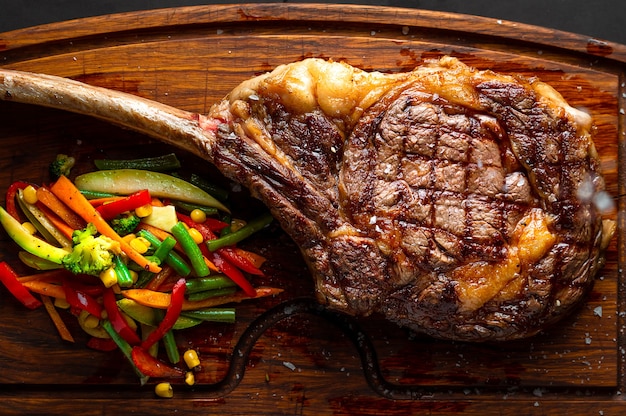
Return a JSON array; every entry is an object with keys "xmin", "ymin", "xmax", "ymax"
[{"xmin": 0, "ymin": 153, "xmax": 280, "ymax": 396}]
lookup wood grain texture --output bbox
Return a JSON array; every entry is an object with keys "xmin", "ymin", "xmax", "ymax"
[{"xmin": 0, "ymin": 3, "xmax": 625, "ymax": 414}]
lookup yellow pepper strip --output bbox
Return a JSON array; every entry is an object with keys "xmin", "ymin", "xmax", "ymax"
[{"xmin": 121, "ymin": 286, "xmax": 283, "ymax": 311}]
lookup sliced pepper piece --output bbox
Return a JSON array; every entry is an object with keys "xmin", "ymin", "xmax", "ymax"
[
  {"xmin": 96, "ymin": 189, "xmax": 152, "ymax": 221},
  {"xmin": 201, "ymin": 245, "xmax": 256, "ymax": 297},
  {"xmin": 86, "ymin": 336, "xmax": 118, "ymax": 352},
  {"xmin": 103, "ymin": 287, "xmax": 141, "ymax": 345},
  {"xmin": 131, "ymin": 346, "xmax": 185, "ymax": 378},
  {"xmin": 5, "ymin": 181, "xmax": 31, "ymax": 221},
  {"xmin": 141, "ymin": 278, "xmax": 186, "ymax": 350},
  {"xmin": 63, "ymin": 279, "xmax": 103, "ymax": 318},
  {"xmin": 218, "ymin": 247, "xmax": 264, "ymax": 276},
  {"xmin": 0, "ymin": 261, "xmax": 42, "ymax": 309}
]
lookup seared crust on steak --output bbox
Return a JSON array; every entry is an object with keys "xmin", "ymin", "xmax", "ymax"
[
  {"xmin": 209, "ymin": 57, "xmax": 614, "ymax": 341},
  {"xmin": 0, "ymin": 57, "xmax": 615, "ymax": 341}
]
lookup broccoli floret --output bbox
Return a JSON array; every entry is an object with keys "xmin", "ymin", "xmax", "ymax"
[
  {"xmin": 49, "ymin": 154, "xmax": 76, "ymax": 181},
  {"xmin": 62, "ymin": 223, "xmax": 121, "ymax": 276},
  {"xmin": 110, "ymin": 213, "xmax": 141, "ymax": 236}
]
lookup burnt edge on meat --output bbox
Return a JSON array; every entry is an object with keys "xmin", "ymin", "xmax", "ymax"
[
  {"xmin": 208, "ymin": 57, "xmax": 614, "ymax": 341},
  {"xmin": 0, "ymin": 57, "xmax": 615, "ymax": 342}
]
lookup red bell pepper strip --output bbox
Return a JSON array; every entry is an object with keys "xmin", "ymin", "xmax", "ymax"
[
  {"xmin": 96, "ymin": 189, "xmax": 151, "ymax": 220},
  {"xmin": 63, "ymin": 278, "xmax": 103, "ymax": 298},
  {"xmin": 178, "ymin": 212, "xmax": 259, "ymax": 293},
  {"xmin": 218, "ymin": 247, "xmax": 264, "ymax": 276},
  {"xmin": 201, "ymin": 245, "xmax": 256, "ymax": 297},
  {"xmin": 86, "ymin": 336, "xmax": 118, "ymax": 352},
  {"xmin": 5, "ymin": 181, "xmax": 31, "ymax": 221},
  {"xmin": 102, "ymin": 287, "xmax": 141, "ymax": 345},
  {"xmin": 176, "ymin": 212, "xmax": 217, "ymax": 240},
  {"xmin": 203, "ymin": 217, "xmax": 230, "ymax": 233},
  {"xmin": 141, "ymin": 278, "xmax": 186, "ymax": 350},
  {"xmin": 63, "ymin": 279, "xmax": 103, "ymax": 318},
  {"xmin": 131, "ymin": 346, "xmax": 185, "ymax": 378},
  {"xmin": 0, "ymin": 261, "xmax": 42, "ymax": 309}
]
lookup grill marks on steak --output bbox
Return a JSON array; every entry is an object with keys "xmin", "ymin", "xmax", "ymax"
[
  {"xmin": 341, "ymin": 78, "xmax": 606, "ymax": 340},
  {"xmin": 345, "ymin": 88, "xmax": 528, "ymax": 268},
  {"xmin": 0, "ymin": 57, "xmax": 614, "ymax": 341}
]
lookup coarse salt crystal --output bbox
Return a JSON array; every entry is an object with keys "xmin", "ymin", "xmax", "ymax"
[{"xmin": 594, "ymin": 306, "xmax": 603, "ymax": 317}]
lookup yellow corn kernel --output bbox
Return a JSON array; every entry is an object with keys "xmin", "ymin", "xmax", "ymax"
[
  {"xmin": 129, "ymin": 236, "xmax": 150, "ymax": 254},
  {"xmin": 190, "ymin": 208, "xmax": 207, "ymax": 224},
  {"xmin": 99, "ymin": 267, "xmax": 118, "ymax": 288},
  {"xmin": 54, "ymin": 297, "xmax": 71, "ymax": 309},
  {"xmin": 21, "ymin": 222, "xmax": 37, "ymax": 235},
  {"xmin": 188, "ymin": 227, "xmax": 203, "ymax": 245},
  {"xmin": 230, "ymin": 218, "xmax": 247, "ymax": 233},
  {"xmin": 23, "ymin": 185, "xmax": 38, "ymax": 204},
  {"xmin": 185, "ymin": 371, "xmax": 196, "ymax": 386},
  {"xmin": 183, "ymin": 349, "xmax": 201, "ymax": 369},
  {"xmin": 135, "ymin": 204, "xmax": 153, "ymax": 218},
  {"xmin": 155, "ymin": 382, "xmax": 174, "ymax": 398},
  {"xmin": 82, "ymin": 313, "xmax": 100, "ymax": 329},
  {"xmin": 122, "ymin": 233, "xmax": 136, "ymax": 244}
]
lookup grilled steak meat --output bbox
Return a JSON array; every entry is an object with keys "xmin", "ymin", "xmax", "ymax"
[{"xmin": 0, "ymin": 57, "xmax": 614, "ymax": 341}]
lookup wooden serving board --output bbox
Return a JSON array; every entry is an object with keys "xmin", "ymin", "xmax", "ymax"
[{"xmin": 1, "ymin": 3, "xmax": 625, "ymax": 414}]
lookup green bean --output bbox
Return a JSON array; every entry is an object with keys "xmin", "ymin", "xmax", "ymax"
[
  {"xmin": 102, "ymin": 319, "xmax": 147, "ymax": 382},
  {"xmin": 171, "ymin": 200, "xmax": 218, "ymax": 217},
  {"xmin": 170, "ymin": 221, "xmax": 210, "ymax": 277},
  {"xmin": 181, "ymin": 308, "xmax": 236, "ymax": 324},
  {"xmin": 186, "ymin": 286, "xmax": 237, "ymax": 302},
  {"xmin": 113, "ymin": 255, "xmax": 134, "ymax": 288},
  {"xmin": 137, "ymin": 229, "xmax": 191, "ymax": 277},
  {"xmin": 94, "ymin": 153, "xmax": 181, "ymax": 172},
  {"xmin": 152, "ymin": 236, "xmax": 177, "ymax": 263},
  {"xmin": 163, "ymin": 329, "xmax": 180, "ymax": 364},
  {"xmin": 185, "ymin": 275, "xmax": 236, "ymax": 294},
  {"xmin": 135, "ymin": 270, "xmax": 154, "ymax": 288},
  {"xmin": 80, "ymin": 190, "xmax": 117, "ymax": 199},
  {"xmin": 206, "ymin": 212, "xmax": 273, "ymax": 251}
]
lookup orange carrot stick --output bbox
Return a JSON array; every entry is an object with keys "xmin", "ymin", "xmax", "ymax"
[
  {"xmin": 50, "ymin": 176, "xmax": 161, "ymax": 273},
  {"xmin": 22, "ymin": 280, "xmax": 66, "ymax": 299},
  {"xmin": 17, "ymin": 269, "xmax": 70, "ymax": 283},
  {"xmin": 36, "ymin": 186, "xmax": 86, "ymax": 229},
  {"xmin": 41, "ymin": 294, "xmax": 75, "ymax": 343},
  {"xmin": 122, "ymin": 286, "xmax": 283, "ymax": 311},
  {"xmin": 36, "ymin": 204, "xmax": 76, "ymax": 240}
]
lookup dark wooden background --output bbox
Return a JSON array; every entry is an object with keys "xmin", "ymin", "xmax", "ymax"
[{"xmin": 0, "ymin": 3, "xmax": 625, "ymax": 415}]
